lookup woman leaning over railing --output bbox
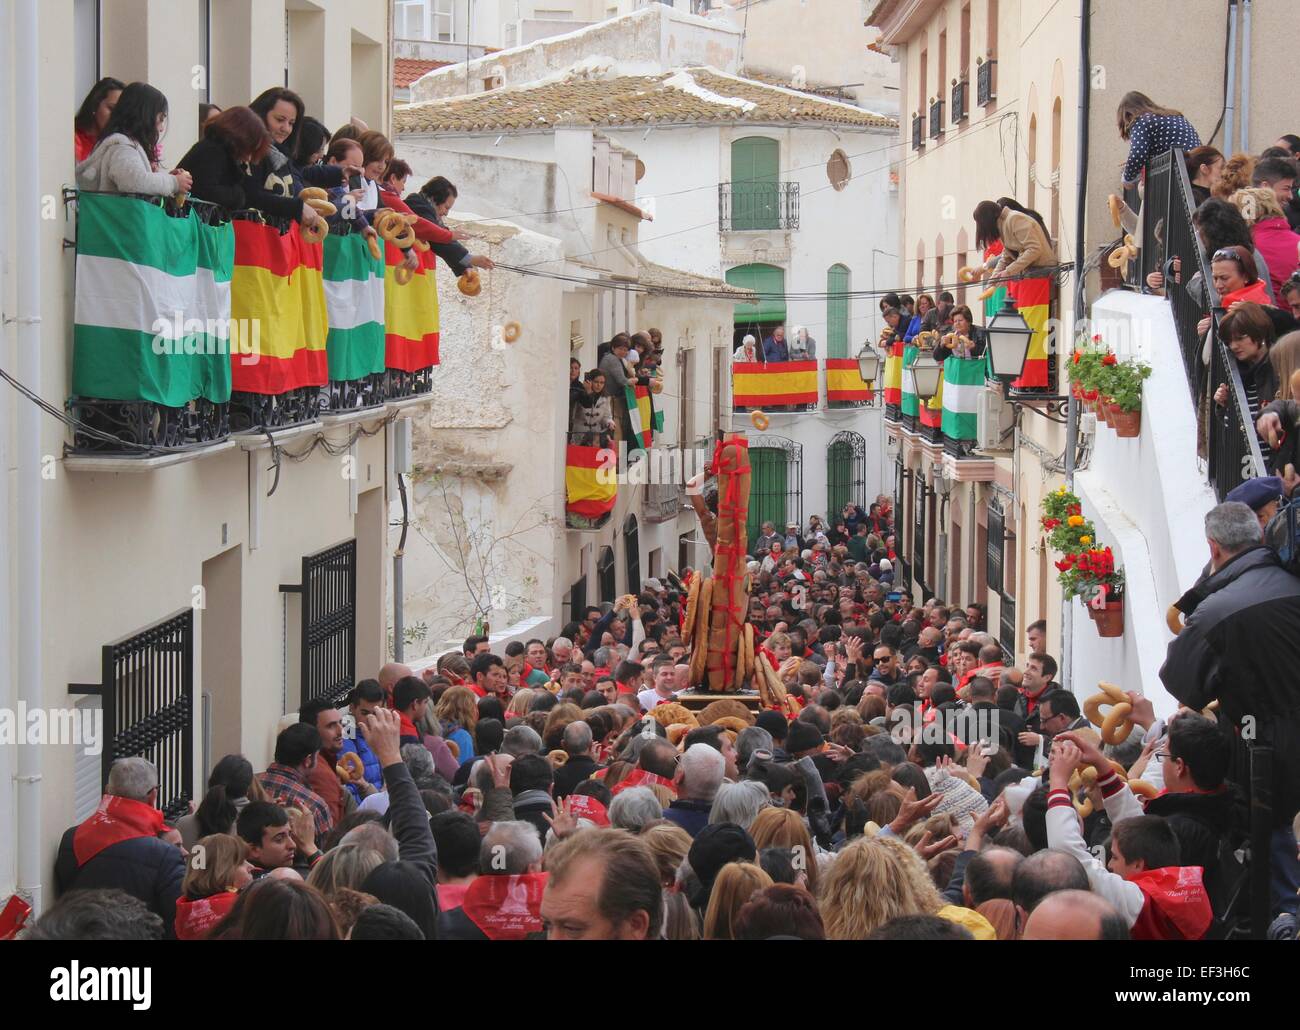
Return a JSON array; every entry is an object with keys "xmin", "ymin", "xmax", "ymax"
[{"xmin": 74, "ymin": 81, "xmax": 191, "ymax": 199}]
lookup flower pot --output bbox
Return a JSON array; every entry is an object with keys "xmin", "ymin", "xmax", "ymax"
[
  {"xmin": 1101, "ymin": 399, "xmax": 1117, "ymax": 428},
  {"xmin": 1093, "ymin": 602, "xmax": 1124, "ymax": 637},
  {"xmin": 1112, "ymin": 407, "xmax": 1141, "ymax": 437}
]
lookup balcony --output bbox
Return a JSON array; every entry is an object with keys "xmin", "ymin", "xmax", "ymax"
[
  {"xmin": 951, "ymin": 78, "xmax": 969, "ymax": 125},
  {"xmin": 928, "ymin": 99, "xmax": 945, "ymax": 140},
  {"xmin": 976, "ymin": 58, "xmax": 997, "ymax": 107},
  {"xmin": 731, "ymin": 357, "xmax": 876, "ymax": 415},
  {"xmin": 718, "ymin": 182, "xmax": 800, "ymax": 232},
  {"xmin": 66, "ymin": 192, "xmax": 439, "ymax": 456},
  {"xmin": 644, "ymin": 443, "xmax": 688, "ymax": 523},
  {"xmin": 911, "ymin": 113, "xmax": 925, "ymax": 152}
]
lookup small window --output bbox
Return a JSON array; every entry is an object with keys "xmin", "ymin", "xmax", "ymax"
[{"xmin": 827, "ymin": 149, "xmax": 850, "ymax": 191}]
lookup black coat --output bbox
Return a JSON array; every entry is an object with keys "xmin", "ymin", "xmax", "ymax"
[
  {"xmin": 54, "ymin": 828, "xmax": 185, "ymax": 936},
  {"xmin": 552, "ymin": 755, "xmax": 598, "ymax": 799},
  {"xmin": 1161, "ymin": 546, "xmax": 1300, "ymax": 825},
  {"xmin": 245, "ymin": 142, "xmax": 344, "ymax": 222}
]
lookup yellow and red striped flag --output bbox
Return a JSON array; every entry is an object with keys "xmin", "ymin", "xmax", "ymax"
[
  {"xmin": 732, "ymin": 360, "xmax": 818, "ymax": 407},
  {"xmin": 384, "ymin": 242, "xmax": 439, "ymax": 372},
  {"xmin": 565, "ymin": 444, "xmax": 617, "ymax": 520},
  {"xmin": 230, "ymin": 220, "xmax": 328, "ymax": 394},
  {"xmin": 825, "ymin": 358, "xmax": 873, "ymax": 402},
  {"xmin": 1010, "ymin": 275, "xmax": 1051, "ymax": 389}
]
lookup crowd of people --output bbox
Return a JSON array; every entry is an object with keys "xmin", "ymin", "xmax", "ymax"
[
  {"xmin": 568, "ymin": 329, "xmax": 665, "ymax": 447},
  {"xmin": 38, "ymin": 485, "xmax": 1300, "ymax": 941},
  {"xmin": 72, "ymin": 77, "xmax": 494, "ymax": 285}
]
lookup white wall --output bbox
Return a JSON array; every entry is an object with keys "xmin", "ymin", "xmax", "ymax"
[{"xmin": 1069, "ymin": 292, "xmax": 1219, "ymax": 717}]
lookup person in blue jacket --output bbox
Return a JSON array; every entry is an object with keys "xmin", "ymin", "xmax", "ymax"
[{"xmin": 339, "ymin": 679, "xmax": 385, "ymax": 802}]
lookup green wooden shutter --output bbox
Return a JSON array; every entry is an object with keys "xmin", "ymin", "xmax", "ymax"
[
  {"xmin": 730, "ymin": 137, "xmax": 779, "ymax": 230},
  {"xmin": 827, "ymin": 440, "xmax": 851, "ymax": 517},
  {"xmin": 826, "ymin": 263, "xmax": 850, "ymax": 358},
  {"xmin": 726, "ymin": 262, "xmax": 786, "ymax": 324}
]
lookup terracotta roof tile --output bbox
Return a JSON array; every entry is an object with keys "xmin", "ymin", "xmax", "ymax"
[
  {"xmin": 394, "ymin": 58, "xmax": 453, "ymax": 89},
  {"xmin": 394, "ymin": 67, "xmax": 896, "ymax": 134}
]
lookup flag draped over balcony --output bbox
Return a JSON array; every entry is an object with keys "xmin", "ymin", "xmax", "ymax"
[
  {"xmin": 72, "ymin": 193, "xmax": 234, "ymax": 406},
  {"xmin": 919, "ymin": 372, "xmax": 943, "ymax": 431},
  {"xmin": 1009, "ymin": 273, "xmax": 1051, "ymax": 389},
  {"xmin": 941, "ymin": 355, "xmax": 985, "ymax": 440},
  {"xmin": 982, "ymin": 241, "xmax": 1007, "ymax": 319},
  {"xmin": 322, "ymin": 232, "xmax": 387, "ymax": 382},
  {"xmin": 731, "ymin": 360, "xmax": 818, "ymax": 407},
  {"xmin": 899, "ymin": 343, "xmax": 920, "ymax": 418},
  {"xmin": 565, "ymin": 443, "xmax": 617, "ymax": 520},
  {"xmin": 825, "ymin": 358, "xmax": 873, "ymax": 402},
  {"xmin": 230, "ymin": 219, "xmax": 328, "ymax": 394},
  {"xmin": 622, "ymin": 382, "xmax": 663, "ymax": 452},
  {"xmin": 383, "ymin": 243, "xmax": 440, "ymax": 372},
  {"xmin": 882, "ymin": 339, "xmax": 903, "ymax": 406}
]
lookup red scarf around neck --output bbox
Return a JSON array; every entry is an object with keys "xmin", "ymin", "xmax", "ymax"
[{"xmin": 73, "ymin": 795, "xmax": 168, "ymax": 866}]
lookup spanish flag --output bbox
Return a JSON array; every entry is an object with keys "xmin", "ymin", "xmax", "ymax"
[
  {"xmin": 882, "ymin": 338, "xmax": 903, "ymax": 406},
  {"xmin": 565, "ymin": 444, "xmax": 617, "ymax": 520},
  {"xmin": 230, "ymin": 219, "xmax": 328, "ymax": 394},
  {"xmin": 825, "ymin": 358, "xmax": 873, "ymax": 402},
  {"xmin": 384, "ymin": 242, "xmax": 439, "ymax": 372},
  {"xmin": 1009, "ymin": 274, "xmax": 1051, "ymax": 389},
  {"xmin": 732, "ymin": 360, "xmax": 818, "ymax": 407}
]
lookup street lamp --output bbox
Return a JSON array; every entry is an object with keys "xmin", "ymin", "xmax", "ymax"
[
  {"xmin": 911, "ymin": 351, "xmax": 942, "ymax": 401},
  {"xmin": 985, "ymin": 298, "xmax": 1034, "ymax": 387},
  {"xmin": 856, "ymin": 344, "xmax": 881, "ymax": 384}
]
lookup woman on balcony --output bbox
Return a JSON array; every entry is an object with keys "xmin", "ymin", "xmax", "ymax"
[
  {"xmin": 247, "ymin": 87, "xmax": 355, "ymax": 221},
  {"xmin": 75, "ymin": 82, "xmax": 192, "ymax": 199},
  {"xmin": 176, "ymin": 106, "xmax": 272, "ymax": 213},
  {"xmin": 405, "ymin": 175, "xmax": 496, "ymax": 276},
  {"xmin": 74, "ymin": 76, "xmax": 124, "ymax": 162},
  {"xmin": 1186, "ymin": 146, "xmax": 1225, "ymax": 208},
  {"xmin": 570, "ymin": 369, "xmax": 615, "ymax": 446},
  {"xmin": 1117, "ymin": 92, "xmax": 1201, "ymax": 190},
  {"xmin": 1213, "ymin": 301, "xmax": 1279, "ymax": 471}
]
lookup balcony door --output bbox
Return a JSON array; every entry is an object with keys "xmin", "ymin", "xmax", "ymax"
[{"xmin": 730, "ymin": 137, "xmax": 780, "ymax": 230}]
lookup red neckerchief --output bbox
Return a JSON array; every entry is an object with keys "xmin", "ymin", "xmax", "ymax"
[
  {"xmin": 462, "ymin": 872, "xmax": 549, "ymax": 940},
  {"xmin": 73, "ymin": 795, "xmax": 168, "ymax": 866},
  {"xmin": 609, "ymin": 768, "xmax": 677, "ymax": 798},
  {"xmin": 398, "ymin": 712, "xmax": 421, "ymax": 740},
  {"xmin": 565, "ymin": 794, "xmax": 610, "ymax": 827}
]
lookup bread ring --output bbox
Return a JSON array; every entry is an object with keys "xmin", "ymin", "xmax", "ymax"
[
  {"xmin": 1067, "ymin": 770, "xmax": 1094, "ymax": 818},
  {"xmin": 750, "ymin": 410, "xmax": 770, "ymax": 431},
  {"xmin": 1100, "ymin": 701, "xmax": 1134, "ymax": 745},
  {"xmin": 1108, "ymin": 194, "xmax": 1122, "ymax": 229},
  {"xmin": 335, "ymin": 751, "xmax": 364, "ymax": 784},
  {"xmin": 306, "ymin": 198, "xmax": 337, "ymax": 217},
  {"xmin": 1127, "ymin": 778, "xmax": 1158, "ymax": 799},
  {"xmin": 301, "ymin": 219, "xmax": 328, "ymax": 244},
  {"xmin": 375, "ymin": 210, "xmax": 405, "ymax": 241},
  {"xmin": 1083, "ymin": 694, "xmax": 1106, "ymax": 726},
  {"xmin": 1107, "ymin": 246, "xmax": 1128, "ymax": 269},
  {"xmin": 445, "ymin": 739, "xmax": 459, "ymax": 759},
  {"xmin": 502, "ymin": 321, "xmax": 522, "ymax": 343},
  {"xmin": 367, "ymin": 234, "xmax": 382, "ymax": 262},
  {"xmin": 958, "ymin": 265, "xmax": 978, "ymax": 283},
  {"xmin": 394, "ymin": 263, "xmax": 414, "ymax": 286},
  {"xmin": 412, "ymin": 238, "xmax": 430, "ymax": 252},
  {"xmin": 458, "ymin": 270, "xmax": 482, "ymax": 296},
  {"xmin": 391, "ymin": 227, "xmax": 416, "ymax": 249},
  {"xmin": 299, "ymin": 187, "xmax": 329, "ymax": 202},
  {"xmin": 547, "ymin": 749, "xmax": 569, "ymax": 767},
  {"xmin": 1098, "ymin": 682, "xmax": 1127, "ymax": 703},
  {"xmin": 1166, "ymin": 604, "xmax": 1184, "ymax": 636}
]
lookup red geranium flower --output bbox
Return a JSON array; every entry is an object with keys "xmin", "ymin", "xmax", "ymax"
[{"xmin": 1102, "ymin": 354, "xmax": 1118, "ymax": 366}]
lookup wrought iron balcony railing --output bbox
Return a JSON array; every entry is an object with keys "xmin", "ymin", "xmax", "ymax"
[{"xmin": 718, "ymin": 181, "xmax": 800, "ymax": 231}]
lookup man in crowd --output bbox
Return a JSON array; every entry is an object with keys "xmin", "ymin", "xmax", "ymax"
[
  {"xmin": 663, "ymin": 743, "xmax": 725, "ymax": 837},
  {"xmin": 541, "ymin": 828, "xmax": 662, "ymax": 940},
  {"xmin": 258, "ymin": 724, "xmax": 334, "ymax": 839}
]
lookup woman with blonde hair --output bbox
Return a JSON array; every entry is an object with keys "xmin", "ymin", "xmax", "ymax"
[
  {"xmin": 748, "ymin": 806, "xmax": 821, "ymax": 892},
  {"xmin": 542, "ymin": 702, "xmax": 584, "ymax": 751},
  {"xmin": 1214, "ymin": 153, "xmax": 1257, "ymax": 200},
  {"xmin": 1261, "ymin": 331, "xmax": 1300, "ymax": 488},
  {"xmin": 435, "ymin": 685, "xmax": 479, "ymax": 763},
  {"xmin": 1234, "ymin": 188, "xmax": 1300, "ymax": 297},
  {"xmin": 507, "ymin": 688, "xmax": 535, "ymax": 721},
  {"xmin": 702, "ymin": 862, "xmax": 774, "ymax": 940},
  {"xmin": 305, "ymin": 843, "xmax": 384, "ymax": 898},
  {"xmin": 817, "ymin": 834, "xmax": 945, "ymax": 939},
  {"xmin": 174, "ymin": 833, "xmax": 254, "ymax": 940}
]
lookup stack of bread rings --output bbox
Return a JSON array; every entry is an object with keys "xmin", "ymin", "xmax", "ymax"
[
  {"xmin": 299, "ymin": 187, "xmax": 336, "ymax": 244},
  {"xmin": 373, "ymin": 208, "xmax": 416, "ymax": 248},
  {"xmin": 1083, "ymin": 681, "xmax": 1134, "ymax": 745}
]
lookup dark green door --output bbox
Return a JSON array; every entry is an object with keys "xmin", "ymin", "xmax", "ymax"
[
  {"xmin": 826, "ymin": 264, "xmax": 850, "ymax": 358},
  {"xmin": 731, "ymin": 137, "xmax": 779, "ymax": 230},
  {"xmin": 749, "ymin": 447, "xmax": 788, "ymax": 551},
  {"xmin": 827, "ymin": 440, "xmax": 852, "ymax": 518}
]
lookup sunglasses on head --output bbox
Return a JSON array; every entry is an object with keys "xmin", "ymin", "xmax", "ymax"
[{"xmin": 1212, "ymin": 248, "xmax": 1245, "ymax": 265}]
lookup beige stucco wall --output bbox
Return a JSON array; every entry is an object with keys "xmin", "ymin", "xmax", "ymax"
[{"xmin": 0, "ymin": 0, "xmax": 393, "ymax": 906}]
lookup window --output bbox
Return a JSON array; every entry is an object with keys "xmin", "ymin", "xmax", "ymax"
[
  {"xmin": 827, "ymin": 149, "xmax": 850, "ymax": 191},
  {"xmin": 919, "ymin": 47, "xmax": 928, "ymax": 107},
  {"xmin": 915, "ymin": 239, "xmax": 925, "ymax": 295},
  {"xmin": 938, "ymin": 26, "xmax": 947, "ymax": 107},
  {"xmin": 677, "ymin": 346, "xmax": 694, "ymax": 451},
  {"xmin": 826, "ymin": 263, "xmax": 850, "ymax": 358},
  {"xmin": 726, "ymin": 262, "xmax": 787, "ymax": 326},
  {"xmin": 826, "ymin": 432, "xmax": 866, "ymax": 518},
  {"xmin": 597, "ymin": 546, "xmax": 616, "ymax": 604},
  {"xmin": 729, "ymin": 137, "xmax": 781, "ymax": 230},
  {"xmin": 623, "ymin": 515, "xmax": 641, "ymax": 595},
  {"xmin": 1027, "ymin": 113, "xmax": 1038, "ymax": 211},
  {"xmin": 934, "ymin": 236, "xmax": 944, "ymax": 301},
  {"xmin": 73, "ymin": 0, "xmax": 102, "ymax": 116},
  {"xmin": 960, "ymin": 2, "xmax": 971, "ymax": 79},
  {"xmin": 1051, "ymin": 96, "xmax": 1063, "ymax": 246},
  {"xmin": 748, "ymin": 438, "xmax": 802, "ymax": 552}
]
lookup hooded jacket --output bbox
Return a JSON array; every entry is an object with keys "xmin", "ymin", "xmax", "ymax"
[
  {"xmin": 403, "ymin": 191, "xmax": 473, "ymax": 275},
  {"xmin": 76, "ymin": 133, "xmax": 181, "ymax": 197},
  {"xmin": 1160, "ymin": 545, "xmax": 1300, "ymax": 824}
]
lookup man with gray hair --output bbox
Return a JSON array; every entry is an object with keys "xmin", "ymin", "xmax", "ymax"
[
  {"xmin": 554, "ymin": 720, "xmax": 597, "ymax": 799},
  {"xmin": 1162, "ymin": 499, "xmax": 1300, "ymax": 913},
  {"xmin": 609, "ymin": 786, "xmax": 664, "ymax": 833},
  {"xmin": 438, "ymin": 820, "xmax": 545, "ymax": 940},
  {"xmin": 663, "ymin": 743, "xmax": 725, "ymax": 838},
  {"xmin": 503, "ymin": 724, "xmax": 543, "ymax": 759},
  {"xmin": 54, "ymin": 756, "xmax": 186, "ymax": 935},
  {"xmin": 735, "ymin": 725, "xmax": 774, "ymax": 772}
]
